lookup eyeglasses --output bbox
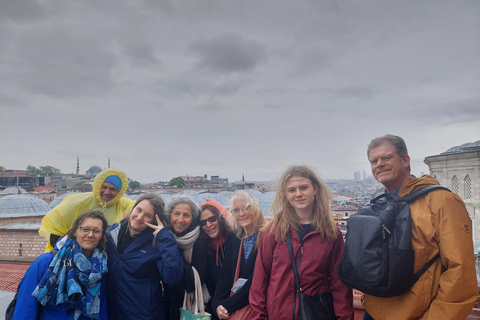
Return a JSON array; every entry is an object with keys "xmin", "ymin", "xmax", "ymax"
[
  {"xmin": 77, "ymin": 226, "xmax": 104, "ymax": 235},
  {"xmin": 199, "ymin": 215, "xmax": 218, "ymax": 227},
  {"xmin": 232, "ymin": 205, "xmax": 251, "ymax": 216}
]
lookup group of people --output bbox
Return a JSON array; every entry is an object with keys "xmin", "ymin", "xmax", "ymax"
[{"xmin": 11, "ymin": 134, "xmax": 479, "ymax": 320}]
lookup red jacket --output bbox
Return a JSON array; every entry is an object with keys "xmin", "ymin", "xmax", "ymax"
[{"xmin": 249, "ymin": 225, "xmax": 354, "ymax": 320}]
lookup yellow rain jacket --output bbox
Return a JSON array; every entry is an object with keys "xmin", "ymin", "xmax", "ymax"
[
  {"xmin": 39, "ymin": 167, "xmax": 135, "ymax": 251},
  {"xmin": 363, "ymin": 175, "xmax": 478, "ymax": 320}
]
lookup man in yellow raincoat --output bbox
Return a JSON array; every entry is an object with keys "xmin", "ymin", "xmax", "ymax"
[{"xmin": 39, "ymin": 167, "xmax": 135, "ymax": 251}]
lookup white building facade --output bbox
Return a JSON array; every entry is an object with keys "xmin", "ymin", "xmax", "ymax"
[{"xmin": 424, "ymin": 140, "xmax": 480, "ymax": 253}]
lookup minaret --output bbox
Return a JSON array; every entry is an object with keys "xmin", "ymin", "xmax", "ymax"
[
  {"xmin": 76, "ymin": 157, "xmax": 79, "ymax": 175},
  {"xmin": 108, "ymin": 157, "xmax": 110, "ymax": 168}
]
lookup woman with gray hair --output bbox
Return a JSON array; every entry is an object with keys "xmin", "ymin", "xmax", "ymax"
[
  {"xmin": 164, "ymin": 195, "xmax": 210, "ymax": 320},
  {"xmin": 212, "ymin": 191, "xmax": 267, "ymax": 320}
]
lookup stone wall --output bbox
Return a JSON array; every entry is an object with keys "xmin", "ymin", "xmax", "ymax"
[
  {"xmin": 424, "ymin": 151, "xmax": 480, "ymax": 253},
  {"xmin": 0, "ymin": 229, "xmax": 46, "ymax": 258}
]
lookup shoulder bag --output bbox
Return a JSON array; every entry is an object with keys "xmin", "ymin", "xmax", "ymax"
[
  {"xmin": 287, "ymin": 232, "xmax": 335, "ymax": 320},
  {"xmin": 180, "ymin": 266, "xmax": 211, "ymax": 320},
  {"xmin": 228, "ymin": 233, "xmax": 252, "ymax": 320}
]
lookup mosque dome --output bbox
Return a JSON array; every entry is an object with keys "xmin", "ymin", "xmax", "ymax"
[
  {"xmin": 49, "ymin": 192, "xmax": 79, "ymax": 209},
  {"xmin": 0, "ymin": 187, "xmax": 27, "ymax": 194},
  {"xmin": 0, "ymin": 194, "xmax": 51, "ymax": 218},
  {"xmin": 86, "ymin": 165, "xmax": 102, "ymax": 177},
  {"xmin": 442, "ymin": 140, "xmax": 480, "ymax": 155}
]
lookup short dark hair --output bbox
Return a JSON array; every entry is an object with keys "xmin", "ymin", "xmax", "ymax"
[
  {"xmin": 367, "ymin": 134, "xmax": 408, "ymax": 158},
  {"xmin": 66, "ymin": 210, "xmax": 108, "ymax": 252}
]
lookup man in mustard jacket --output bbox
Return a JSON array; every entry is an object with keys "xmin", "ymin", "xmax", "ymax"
[
  {"xmin": 362, "ymin": 134, "xmax": 478, "ymax": 320},
  {"xmin": 39, "ymin": 167, "xmax": 135, "ymax": 251}
]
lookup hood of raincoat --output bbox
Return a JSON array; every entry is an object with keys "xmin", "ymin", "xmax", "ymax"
[{"xmin": 92, "ymin": 167, "xmax": 129, "ymax": 207}]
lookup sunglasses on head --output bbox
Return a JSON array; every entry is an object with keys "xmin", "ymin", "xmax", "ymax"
[{"xmin": 199, "ymin": 215, "xmax": 218, "ymax": 227}]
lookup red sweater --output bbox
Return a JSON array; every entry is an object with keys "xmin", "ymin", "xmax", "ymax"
[{"xmin": 249, "ymin": 225, "xmax": 354, "ymax": 320}]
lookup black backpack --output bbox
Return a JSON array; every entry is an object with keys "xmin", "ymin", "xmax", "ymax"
[
  {"xmin": 5, "ymin": 249, "xmax": 58, "ymax": 320},
  {"xmin": 338, "ymin": 185, "xmax": 449, "ymax": 297}
]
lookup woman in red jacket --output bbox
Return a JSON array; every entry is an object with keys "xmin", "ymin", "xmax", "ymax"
[{"xmin": 249, "ymin": 165, "xmax": 354, "ymax": 320}]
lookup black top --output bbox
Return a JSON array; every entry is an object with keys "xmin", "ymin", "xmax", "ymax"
[
  {"xmin": 211, "ymin": 234, "xmax": 258, "ymax": 314},
  {"xmin": 205, "ymin": 232, "xmax": 236, "ymax": 320},
  {"xmin": 164, "ymin": 238, "xmax": 209, "ymax": 320},
  {"xmin": 296, "ymin": 223, "xmax": 314, "ymax": 241}
]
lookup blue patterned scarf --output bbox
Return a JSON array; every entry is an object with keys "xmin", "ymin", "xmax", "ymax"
[{"xmin": 32, "ymin": 239, "xmax": 108, "ymax": 320}]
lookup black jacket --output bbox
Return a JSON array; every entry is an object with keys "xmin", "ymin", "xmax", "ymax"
[{"xmin": 211, "ymin": 234, "xmax": 258, "ymax": 314}]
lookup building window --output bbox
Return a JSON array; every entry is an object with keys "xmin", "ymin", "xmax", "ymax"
[
  {"xmin": 465, "ymin": 175, "xmax": 472, "ymax": 199},
  {"xmin": 344, "ymin": 212, "xmax": 349, "ymax": 217},
  {"xmin": 452, "ymin": 175, "xmax": 459, "ymax": 195}
]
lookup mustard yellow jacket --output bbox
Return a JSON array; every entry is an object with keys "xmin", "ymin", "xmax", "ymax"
[
  {"xmin": 39, "ymin": 167, "xmax": 135, "ymax": 251},
  {"xmin": 363, "ymin": 175, "xmax": 478, "ymax": 320}
]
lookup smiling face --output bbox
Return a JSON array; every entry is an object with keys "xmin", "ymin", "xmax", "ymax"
[
  {"xmin": 129, "ymin": 200, "xmax": 155, "ymax": 234},
  {"xmin": 74, "ymin": 217, "xmax": 104, "ymax": 257},
  {"xmin": 170, "ymin": 203, "xmax": 193, "ymax": 235},
  {"xmin": 200, "ymin": 209, "xmax": 220, "ymax": 239},
  {"xmin": 285, "ymin": 176, "xmax": 318, "ymax": 216},
  {"xmin": 368, "ymin": 142, "xmax": 410, "ymax": 192},
  {"xmin": 232, "ymin": 197, "xmax": 255, "ymax": 230},
  {"xmin": 100, "ymin": 181, "xmax": 119, "ymax": 203}
]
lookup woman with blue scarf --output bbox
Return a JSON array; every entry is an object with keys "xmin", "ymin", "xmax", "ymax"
[{"xmin": 13, "ymin": 210, "xmax": 109, "ymax": 320}]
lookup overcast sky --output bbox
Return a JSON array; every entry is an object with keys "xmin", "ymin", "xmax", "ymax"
[{"xmin": 1, "ymin": 0, "xmax": 479, "ymax": 184}]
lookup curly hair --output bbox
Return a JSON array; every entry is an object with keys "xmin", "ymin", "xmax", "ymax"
[{"xmin": 199, "ymin": 204, "xmax": 231, "ymax": 240}]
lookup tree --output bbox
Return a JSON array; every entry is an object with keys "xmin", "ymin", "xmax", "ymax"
[
  {"xmin": 39, "ymin": 165, "xmax": 61, "ymax": 176},
  {"xmin": 26, "ymin": 165, "xmax": 41, "ymax": 175},
  {"xmin": 169, "ymin": 176, "xmax": 186, "ymax": 188},
  {"xmin": 26, "ymin": 165, "xmax": 61, "ymax": 176},
  {"xmin": 129, "ymin": 180, "xmax": 141, "ymax": 190},
  {"xmin": 0, "ymin": 166, "xmax": 5, "ymax": 172}
]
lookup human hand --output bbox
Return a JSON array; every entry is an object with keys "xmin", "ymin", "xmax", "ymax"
[
  {"xmin": 145, "ymin": 215, "xmax": 164, "ymax": 237},
  {"xmin": 216, "ymin": 305, "xmax": 230, "ymax": 319}
]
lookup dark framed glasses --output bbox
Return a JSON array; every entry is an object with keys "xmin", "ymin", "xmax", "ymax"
[
  {"xmin": 77, "ymin": 226, "xmax": 104, "ymax": 235},
  {"xmin": 199, "ymin": 215, "xmax": 218, "ymax": 227}
]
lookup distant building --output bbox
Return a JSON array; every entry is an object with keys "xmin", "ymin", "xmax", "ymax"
[
  {"xmin": 182, "ymin": 174, "xmax": 209, "ymax": 189},
  {"xmin": 34, "ymin": 186, "xmax": 57, "ymax": 203},
  {"xmin": 210, "ymin": 175, "xmax": 229, "ymax": 187},
  {"xmin": 0, "ymin": 170, "xmax": 38, "ymax": 192},
  {"xmin": 0, "ymin": 193, "xmax": 50, "ymax": 257},
  {"xmin": 234, "ymin": 174, "xmax": 255, "ymax": 190},
  {"xmin": 354, "ymin": 171, "xmax": 361, "ymax": 181},
  {"xmin": 424, "ymin": 140, "xmax": 480, "ymax": 252}
]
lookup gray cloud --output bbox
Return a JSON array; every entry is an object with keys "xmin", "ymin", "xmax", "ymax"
[
  {"xmin": 189, "ymin": 34, "xmax": 268, "ymax": 75},
  {"xmin": 11, "ymin": 27, "xmax": 116, "ymax": 98},
  {"xmin": 124, "ymin": 42, "xmax": 159, "ymax": 67},
  {"xmin": 0, "ymin": 0, "xmax": 478, "ymax": 183}
]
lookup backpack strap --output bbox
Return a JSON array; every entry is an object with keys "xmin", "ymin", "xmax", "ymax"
[
  {"xmin": 402, "ymin": 185, "xmax": 451, "ymax": 203},
  {"xmin": 415, "ymin": 254, "xmax": 440, "ymax": 280},
  {"xmin": 403, "ymin": 186, "xmax": 447, "ymax": 280}
]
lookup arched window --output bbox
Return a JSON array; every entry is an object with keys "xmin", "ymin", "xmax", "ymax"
[
  {"xmin": 465, "ymin": 175, "xmax": 472, "ymax": 199},
  {"xmin": 452, "ymin": 175, "xmax": 459, "ymax": 195}
]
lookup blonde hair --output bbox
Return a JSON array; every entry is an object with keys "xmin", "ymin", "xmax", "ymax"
[
  {"xmin": 229, "ymin": 190, "xmax": 267, "ymax": 248},
  {"xmin": 266, "ymin": 165, "xmax": 337, "ymax": 243}
]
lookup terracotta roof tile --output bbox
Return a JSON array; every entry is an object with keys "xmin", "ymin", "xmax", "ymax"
[{"xmin": 0, "ymin": 263, "xmax": 30, "ymax": 292}]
